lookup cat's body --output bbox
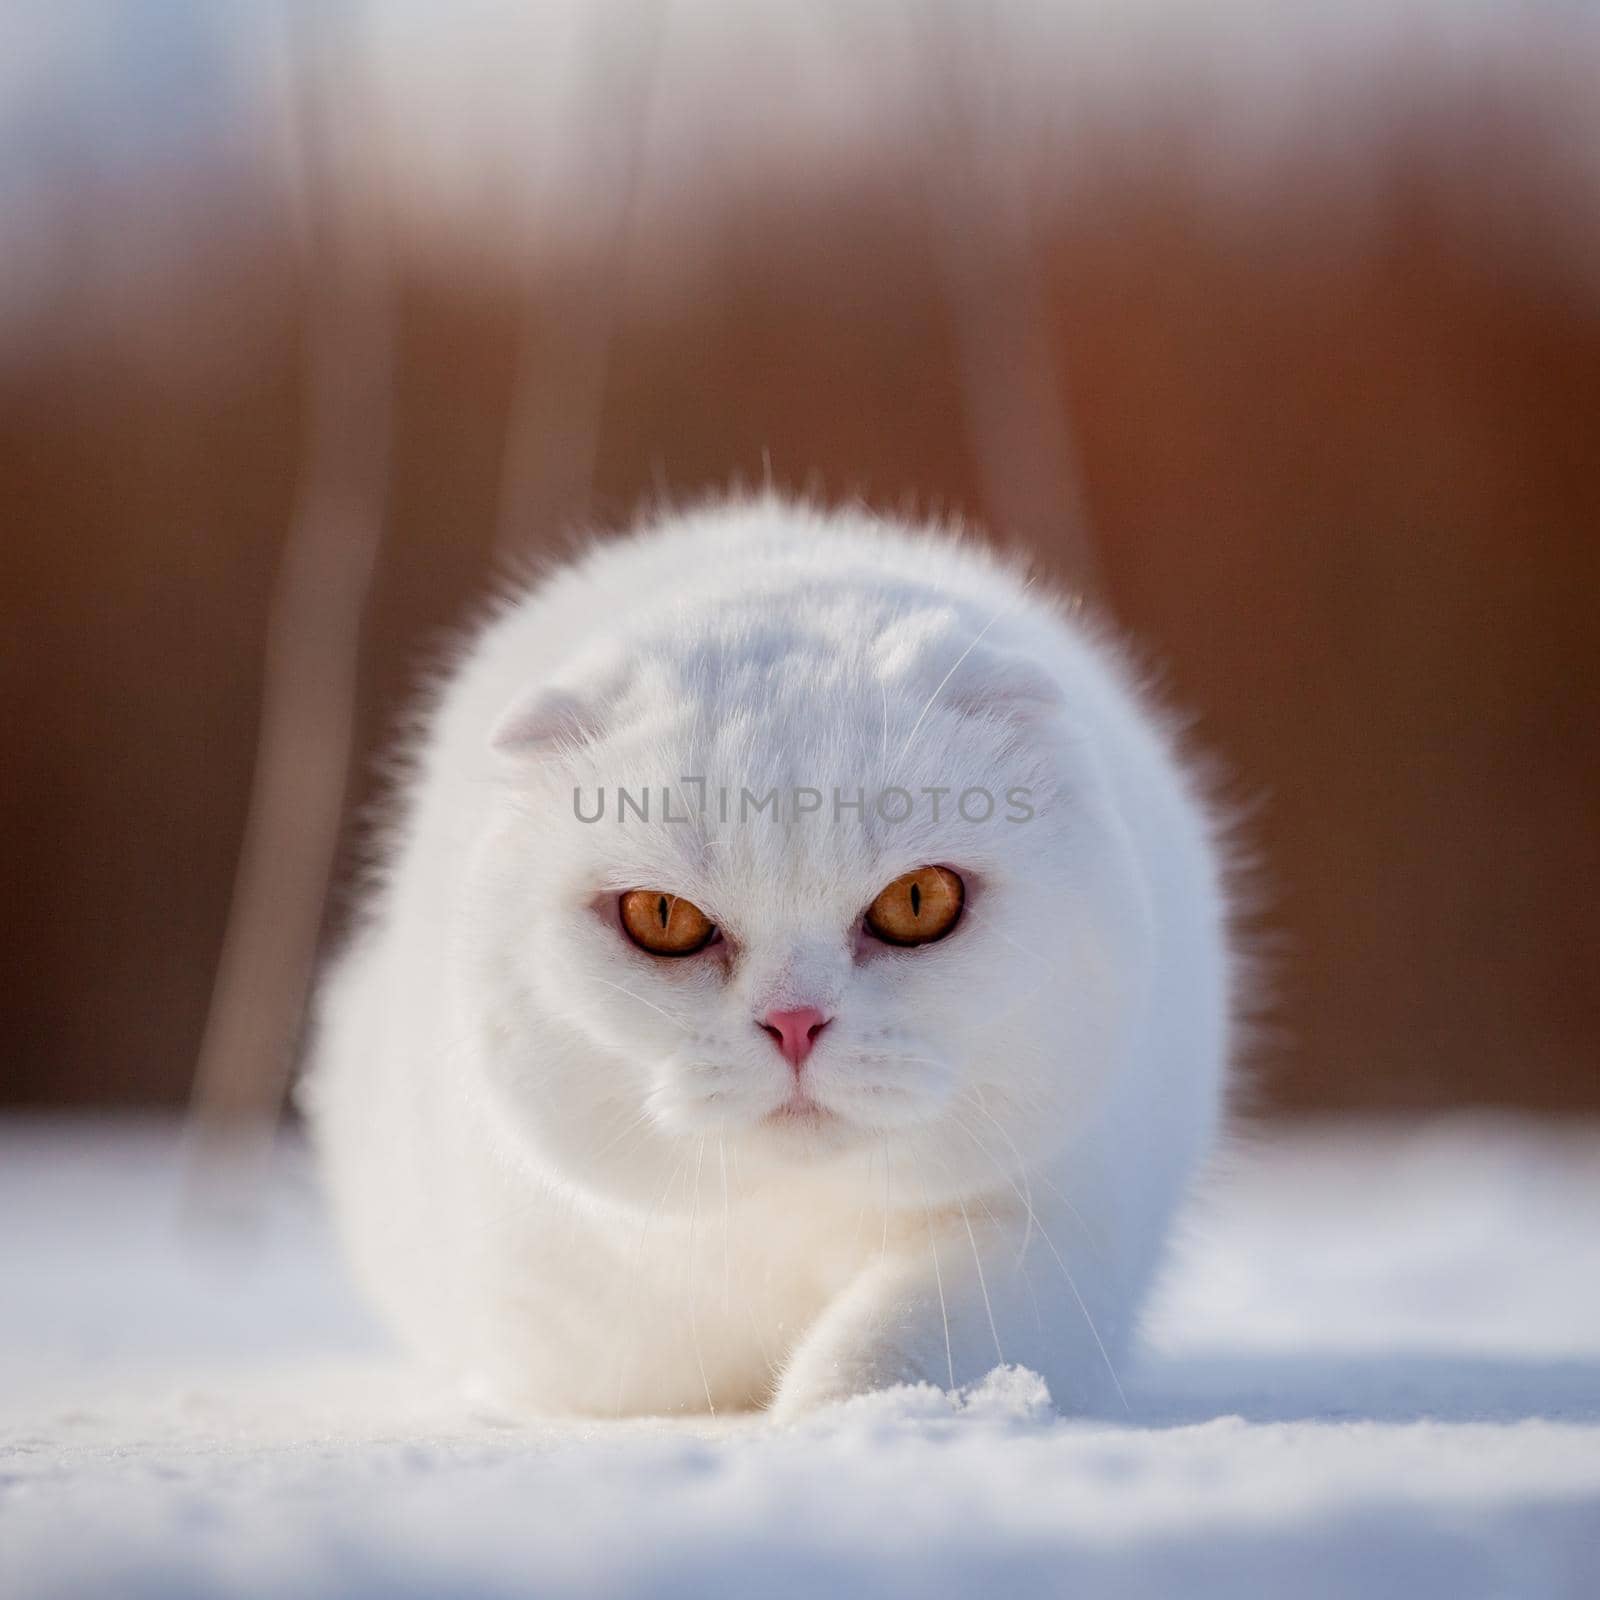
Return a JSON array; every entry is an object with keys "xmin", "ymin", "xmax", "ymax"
[{"xmin": 303, "ymin": 498, "xmax": 1237, "ymax": 1416}]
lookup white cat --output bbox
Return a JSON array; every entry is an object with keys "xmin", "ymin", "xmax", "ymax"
[{"xmin": 302, "ymin": 496, "xmax": 1239, "ymax": 1418}]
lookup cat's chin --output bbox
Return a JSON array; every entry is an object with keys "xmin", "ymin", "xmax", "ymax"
[
  {"xmin": 762, "ymin": 1094, "xmax": 835, "ymax": 1130},
  {"xmin": 750, "ymin": 1095, "xmax": 860, "ymax": 1154}
]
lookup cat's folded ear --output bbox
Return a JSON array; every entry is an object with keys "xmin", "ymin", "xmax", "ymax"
[
  {"xmin": 489, "ymin": 688, "xmax": 604, "ymax": 754},
  {"xmin": 874, "ymin": 610, "xmax": 1062, "ymax": 726},
  {"xmin": 939, "ymin": 644, "xmax": 1064, "ymax": 723},
  {"xmin": 489, "ymin": 640, "xmax": 632, "ymax": 757}
]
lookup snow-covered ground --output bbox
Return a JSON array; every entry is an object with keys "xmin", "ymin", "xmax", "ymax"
[{"xmin": 3, "ymin": 1115, "xmax": 1598, "ymax": 1597}]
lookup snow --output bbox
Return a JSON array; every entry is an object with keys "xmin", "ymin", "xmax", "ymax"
[{"xmin": 3, "ymin": 1116, "xmax": 1598, "ymax": 1597}]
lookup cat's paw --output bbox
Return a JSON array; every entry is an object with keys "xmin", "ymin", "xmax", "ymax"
[
  {"xmin": 768, "ymin": 1354, "xmax": 918, "ymax": 1421},
  {"xmin": 767, "ymin": 1323, "xmax": 940, "ymax": 1421}
]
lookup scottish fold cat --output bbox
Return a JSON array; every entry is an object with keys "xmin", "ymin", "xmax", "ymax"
[{"xmin": 303, "ymin": 496, "xmax": 1238, "ymax": 1417}]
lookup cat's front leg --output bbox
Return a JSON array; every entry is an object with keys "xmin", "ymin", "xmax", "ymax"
[
  {"xmin": 769, "ymin": 1215, "xmax": 1075, "ymax": 1418},
  {"xmin": 771, "ymin": 1203, "xmax": 1129, "ymax": 1419},
  {"xmin": 768, "ymin": 1259, "xmax": 946, "ymax": 1416}
]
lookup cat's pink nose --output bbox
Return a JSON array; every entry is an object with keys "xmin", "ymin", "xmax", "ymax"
[{"xmin": 759, "ymin": 1006, "xmax": 830, "ymax": 1069}]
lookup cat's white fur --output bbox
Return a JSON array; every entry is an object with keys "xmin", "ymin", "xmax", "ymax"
[{"xmin": 303, "ymin": 496, "xmax": 1236, "ymax": 1417}]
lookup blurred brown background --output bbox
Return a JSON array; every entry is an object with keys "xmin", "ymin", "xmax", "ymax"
[{"xmin": 3, "ymin": 2, "xmax": 1597, "ymax": 1111}]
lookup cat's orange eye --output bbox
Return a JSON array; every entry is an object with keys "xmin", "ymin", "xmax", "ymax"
[
  {"xmin": 864, "ymin": 865, "xmax": 964, "ymax": 948},
  {"xmin": 619, "ymin": 889, "xmax": 718, "ymax": 957}
]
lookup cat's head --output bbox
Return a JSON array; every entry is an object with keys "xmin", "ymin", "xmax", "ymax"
[{"xmin": 463, "ymin": 570, "xmax": 1153, "ymax": 1210}]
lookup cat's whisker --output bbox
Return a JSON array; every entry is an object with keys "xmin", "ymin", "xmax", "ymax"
[
  {"xmin": 718, "ymin": 1129, "xmax": 732, "ymax": 1319},
  {"xmin": 971, "ymin": 1181, "xmax": 1044, "ymax": 1337},
  {"xmin": 916, "ymin": 1161, "xmax": 957, "ymax": 1394},
  {"xmin": 879, "ymin": 1135, "xmax": 892, "ymax": 1271},
  {"xmin": 588, "ymin": 1105, "xmax": 657, "ymax": 1164},
  {"xmin": 946, "ymin": 1110, "xmax": 1049, "ymax": 1337},
  {"xmin": 587, "ymin": 976, "xmax": 692, "ymax": 1033},
  {"xmin": 851, "ymin": 1140, "xmax": 876, "ymax": 1253},
  {"xmin": 964, "ymin": 1085, "xmax": 1104, "ymax": 1258},
  {"xmin": 1030, "ymin": 1171, "xmax": 1105, "ymax": 1257},
  {"xmin": 950, "ymin": 1107, "xmax": 1036, "ymax": 1261},
  {"xmin": 597, "ymin": 1117, "xmax": 659, "ymax": 1174},
  {"xmin": 686, "ymin": 1135, "xmax": 717, "ymax": 1417},
  {"xmin": 959, "ymin": 1088, "xmax": 1039, "ymax": 1261},
  {"xmin": 957, "ymin": 1194, "xmax": 1005, "ymax": 1368},
  {"xmin": 1032, "ymin": 1211, "xmax": 1129, "ymax": 1414}
]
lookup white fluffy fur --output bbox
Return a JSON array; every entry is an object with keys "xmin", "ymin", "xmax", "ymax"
[{"xmin": 303, "ymin": 497, "xmax": 1237, "ymax": 1417}]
